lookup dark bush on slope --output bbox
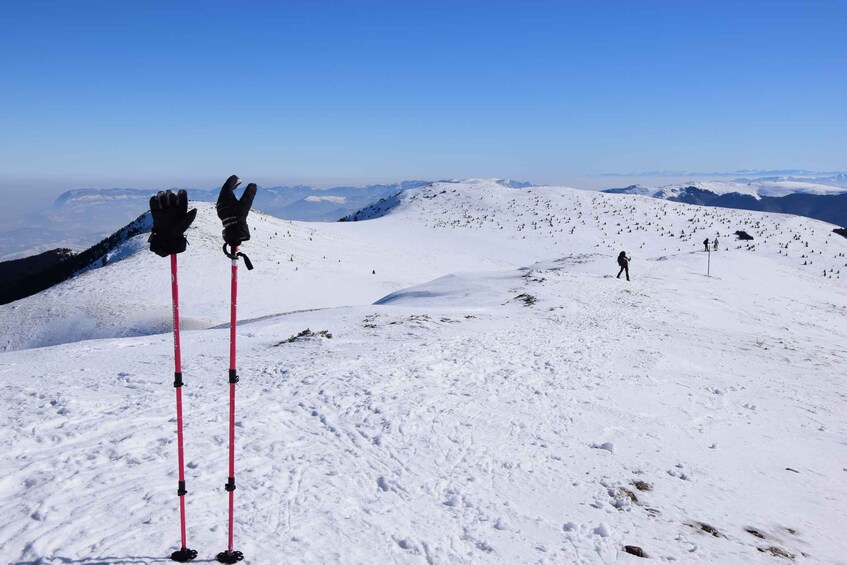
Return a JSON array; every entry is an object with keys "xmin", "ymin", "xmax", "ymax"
[{"xmin": 0, "ymin": 248, "xmax": 76, "ymax": 287}]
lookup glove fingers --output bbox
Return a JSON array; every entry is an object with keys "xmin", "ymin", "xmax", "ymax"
[
  {"xmin": 153, "ymin": 191, "xmax": 167, "ymax": 212},
  {"xmin": 166, "ymin": 190, "xmax": 178, "ymax": 208},
  {"xmin": 223, "ymin": 175, "xmax": 241, "ymax": 191},
  {"xmin": 217, "ymin": 175, "xmax": 241, "ymax": 207},
  {"xmin": 174, "ymin": 208, "xmax": 198, "ymax": 235},
  {"xmin": 238, "ymin": 183, "xmax": 257, "ymax": 217},
  {"xmin": 177, "ymin": 189, "xmax": 189, "ymax": 215}
]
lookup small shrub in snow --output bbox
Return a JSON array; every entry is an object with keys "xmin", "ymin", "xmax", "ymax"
[
  {"xmin": 632, "ymin": 480, "xmax": 652, "ymax": 492},
  {"xmin": 276, "ymin": 328, "xmax": 332, "ymax": 345},
  {"xmin": 514, "ymin": 293, "xmax": 537, "ymax": 306},
  {"xmin": 758, "ymin": 546, "xmax": 794, "ymax": 559}
]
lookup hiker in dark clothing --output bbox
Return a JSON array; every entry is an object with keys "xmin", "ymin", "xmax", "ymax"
[
  {"xmin": 703, "ymin": 238, "xmax": 710, "ymax": 251},
  {"xmin": 712, "ymin": 237, "xmax": 719, "ymax": 251},
  {"xmin": 616, "ymin": 251, "xmax": 631, "ymax": 281}
]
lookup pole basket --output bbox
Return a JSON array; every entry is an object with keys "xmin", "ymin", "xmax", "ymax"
[
  {"xmin": 171, "ymin": 548, "xmax": 198, "ymax": 562},
  {"xmin": 217, "ymin": 550, "xmax": 244, "ymax": 563}
]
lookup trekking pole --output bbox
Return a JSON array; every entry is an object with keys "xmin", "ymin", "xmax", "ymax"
[
  {"xmin": 217, "ymin": 244, "xmax": 251, "ymax": 564},
  {"xmin": 170, "ymin": 254, "xmax": 197, "ymax": 563},
  {"xmin": 214, "ymin": 176, "xmax": 256, "ymax": 563},
  {"xmin": 148, "ymin": 189, "xmax": 197, "ymax": 562}
]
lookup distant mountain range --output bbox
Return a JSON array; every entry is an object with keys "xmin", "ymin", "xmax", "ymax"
[
  {"xmin": 600, "ymin": 169, "xmax": 847, "ymax": 180},
  {"xmin": 605, "ymin": 178, "xmax": 847, "ymax": 228}
]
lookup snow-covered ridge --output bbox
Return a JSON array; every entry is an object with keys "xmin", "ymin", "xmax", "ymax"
[
  {"xmin": 3, "ymin": 180, "xmax": 845, "ymax": 353},
  {"xmin": 600, "ymin": 169, "xmax": 847, "ymax": 181}
]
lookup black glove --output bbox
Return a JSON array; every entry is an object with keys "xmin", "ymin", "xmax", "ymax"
[
  {"xmin": 148, "ymin": 189, "xmax": 198, "ymax": 257},
  {"xmin": 216, "ymin": 175, "xmax": 257, "ymax": 247}
]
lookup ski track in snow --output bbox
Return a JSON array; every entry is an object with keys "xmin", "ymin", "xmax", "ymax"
[{"xmin": 2, "ymin": 181, "xmax": 847, "ymax": 563}]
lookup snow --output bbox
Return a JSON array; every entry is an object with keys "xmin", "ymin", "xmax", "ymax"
[
  {"xmin": 303, "ymin": 195, "xmax": 347, "ymax": 204},
  {"xmin": 2, "ymin": 181, "xmax": 847, "ymax": 563},
  {"xmin": 448, "ymin": 178, "xmax": 535, "ymax": 189}
]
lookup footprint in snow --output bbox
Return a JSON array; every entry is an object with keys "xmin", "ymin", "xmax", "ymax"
[
  {"xmin": 443, "ymin": 493, "xmax": 461, "ymax": 507},
  {"xmin": 394, "ymin": 537, "xmax": 420, "ymax": 554},
  {"xmin": 590, "ymin": 442, "xmax": 615, "ymax": 453},
  {"xmin": 493, "ymin": 517, "xmax": 511, "ymax": 531},
  {"xmin": 667, "ymin": 468, "xmax": 692, "ymax": 481},
  {"xmin": 593, "ymin": 523, "xmax": 612, "ymax": 537}
]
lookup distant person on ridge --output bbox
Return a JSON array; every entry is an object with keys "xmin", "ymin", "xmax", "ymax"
[
  {"xmin": 616, "ymin": 251, "xmax": 631, "ymax": 281},
  {"xmin": 703, "ymin": 238, "xmax": 710, "ymax": 251},
  {"xmin": 713, "ymin": 237, "xmax": 719, "ymax": 251}
]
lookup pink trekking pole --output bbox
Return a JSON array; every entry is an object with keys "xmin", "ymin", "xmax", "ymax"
[
  {"xmin": 214, "ymin": 176, "xmax": 256, "ymax": 564},
  {"xmin": 147, "ymin": 189, "xmax": 197, "ymax": 562},
  {"xmin": 169, "ymin": 254, "xmax": 198, "ymax": 563}
]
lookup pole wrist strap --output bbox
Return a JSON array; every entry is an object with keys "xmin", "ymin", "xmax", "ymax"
[{"xmin": 222, "ymin": 243, "xmax": 254, "ymax": 270}]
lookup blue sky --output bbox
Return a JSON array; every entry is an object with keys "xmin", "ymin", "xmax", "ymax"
[{"xmin": 1, "ymin": 0, "xmax": 845, "ymax": 213}]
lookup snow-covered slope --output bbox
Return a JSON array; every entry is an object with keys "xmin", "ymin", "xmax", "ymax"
[
  {"xmin": 3, "ymin": 182, "xmax": 846, "ymax": 352},
  {"xmin": 0, "ymin": 202, "xmax": 501, "ymax": 351},
  {"xmin": 2, "ymin": 181, "xmax": 847, "ymax": 563}
]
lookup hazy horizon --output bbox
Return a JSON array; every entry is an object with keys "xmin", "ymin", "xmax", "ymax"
[{"xmin": 7, "ymin": 169, "xmax": 847, "ymax": 224}]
